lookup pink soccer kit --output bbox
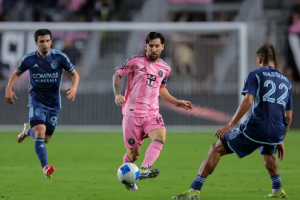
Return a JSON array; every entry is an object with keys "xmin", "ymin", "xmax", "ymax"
[{"xmin": 116, "ymin": 53, "xmax": 171, "ymax": 149}]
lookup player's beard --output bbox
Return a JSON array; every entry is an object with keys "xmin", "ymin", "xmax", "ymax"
[{"xmin": 148, "ymin": 54, "xmax": 159, "ymax": 62}]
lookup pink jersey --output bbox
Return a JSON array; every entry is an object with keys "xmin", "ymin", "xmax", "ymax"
[{"xmin": 116, "ymin": 53, "xmax": 171, "ymax": 117}]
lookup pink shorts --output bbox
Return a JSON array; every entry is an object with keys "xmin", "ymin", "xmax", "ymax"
[{"xmin": 122, "ymin": 113, "xmax": 166, "ymax": 148}]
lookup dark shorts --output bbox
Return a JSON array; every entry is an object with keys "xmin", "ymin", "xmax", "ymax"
[
  {"xmin": 221, "ymin": 127, "xmax": 277, "ymax": 158},
  {"xmin": 28, "ymin": 99, "xmax": 59, "ymax": 136}
]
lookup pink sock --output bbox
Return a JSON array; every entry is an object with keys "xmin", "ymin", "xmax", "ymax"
[
  {"xmin": 142, "ymin": 141, "xmax": 163, "ymax": 168},
  {"xmin": 123, "ymin": 154, "xmax": 133, "ymax": 164}
]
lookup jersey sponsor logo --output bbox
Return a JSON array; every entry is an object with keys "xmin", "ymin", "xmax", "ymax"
[
  {"xmin": 33, "ymin": 64, "xmax": 39, "ymax": 68},
  {"xmin": 51, "ymin": 60, "xmax": 58, "ymax": 69},
  {"xmin": 146, "ymin": 75, "xmax": 157, "ymax": 87},
  {"xmin": 128, "ymin": 138, "xmax": 135, "ymax": 146},
  {"xmin": 32, "ymin": 72, "xmax": 59, "ymax": 83},
  {"xmin": 158, "ymin": 70, "xmax": 164, "ymax": 78},
  {"xmin": 35, "ymin": 108, "xmax": 41, "ymax": 117}
]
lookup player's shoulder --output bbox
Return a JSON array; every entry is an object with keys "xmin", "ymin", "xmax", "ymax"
[
  {"xmin": 122, "ymin": 53, "xmax": 146, "ymax": 67},
  {"xmin": 159, "ymin": 58, "xmax": 171, "ymax": 73},
  {"xmin": 50, "ymin": 49, "xmax": 69, "ymax": 59},
  {"xmin": 128, "ymin": 53, "xmax": 146, "ymax": 62},
  {"xmin": 21, "ymin": 51, "xmax": 37, "ymax": 63}
]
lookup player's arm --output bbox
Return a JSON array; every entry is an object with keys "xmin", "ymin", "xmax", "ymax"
[
  {"xmin": 5, "ymin": 70, "xmax": 22, "ymax": 104},
  {"xmin": 113, "ymin": 71, "xmax": 125, "ymax": 106},
  {"xmin": 159, "ymin": 87, "xmax": 193, "ymax": 110},
  {"xmin": 283, "ymin": 110, "xmax": 292, "ymax": 141},
  {"xmin": 65, "ymin": 69, "xmax": 80, "ymax": 101},
  {"xmin": 215, "ymin": 93, "xmax": 254, "ymax": 139}
]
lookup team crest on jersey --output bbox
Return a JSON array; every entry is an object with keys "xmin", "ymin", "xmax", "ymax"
[
  {"xmin": 35, "ymin": 109, "xmax": 41, "ymax": 117},
  {"xmin": 128, "ymin": 138, "xmax": 135, "ymax": 146},
  {"xmin": 51, "ymin": 60, "xmax": 58, "ymax": 69},
  {"xmin": 158, "ymin": 70, "xmax": 164, "ymax": 78}
]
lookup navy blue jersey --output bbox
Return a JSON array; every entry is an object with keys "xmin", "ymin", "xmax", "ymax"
[
  {"xmin": 17, "ymin": 49, "xmax": 74, "ymax": 110},
  {"xmin": 241, "ymin": 66, "xmax": 293, "ymax": 144}
]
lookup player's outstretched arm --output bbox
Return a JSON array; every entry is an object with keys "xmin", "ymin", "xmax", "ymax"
[
  {"xmin": 5, "ymin": 70, "xmax": 21, "ymax": 104},
  {"xmin": 159, "ymin": 87, "xmax": 193, "ymax": 110},
  {"xmin": 215, "ymin": 93, "xmax": 254, "ymax": 139},
  {"xmin": 65, "ymin": 69, "xmax": 79, "ymax": 101},
  {"xmin": 113, "ymin": 71, "xmax": 125, "ymax": 107}
]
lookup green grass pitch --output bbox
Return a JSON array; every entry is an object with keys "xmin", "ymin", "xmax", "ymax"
[{"xmin": 0, "ymin": 130, "xmax": 299, "ymax": 200}]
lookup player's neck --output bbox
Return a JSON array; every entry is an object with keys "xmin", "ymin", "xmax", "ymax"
[
  {"xmin": 38, "ymin": 50, "xmax": 50, "ymax": 58},
  {"xmin": 263, "ymin": 62, "xmax": 275, "ymax": 68}
]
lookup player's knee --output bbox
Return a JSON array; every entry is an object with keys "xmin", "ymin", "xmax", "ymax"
[
  {"xmin": 33, "ymin": 129, "xmax": 45, "ymax": 138},
  {"xmin": 209, "ymin": 142, "xmax": 220, "ymax": 154}
]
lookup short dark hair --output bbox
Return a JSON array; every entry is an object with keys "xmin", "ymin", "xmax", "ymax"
[
  {"xmin": 34, "ymin": 29, "xmax": 52, "ymax": 42},
  {"xmin": 256, "ymin": 43, "xmax": 279, "ymax": 66},
  {"xmin": 145, "ymin": 32, "xmax": 165, "ymax": 44}
]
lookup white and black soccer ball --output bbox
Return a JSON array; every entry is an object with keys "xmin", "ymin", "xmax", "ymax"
[{"xmin": 117, "ymin": 163, "xmax": 140, "ymax": 184}]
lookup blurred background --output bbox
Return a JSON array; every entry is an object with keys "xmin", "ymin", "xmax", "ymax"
[{"xmin": 0, "ymin": 0, "xmax": 299, "ymax": 130}]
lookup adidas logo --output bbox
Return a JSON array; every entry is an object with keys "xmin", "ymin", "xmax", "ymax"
[
  {"xmin": 141, "ymin": 67, "xmax": 147, "ymax": 71},
  {"xmin": 33, "ymin": 64, "xmax": 39, "ymax": 68},
  {"xmin": 39, "ymin": 144, "xmax": 44, "ymax": 148}
]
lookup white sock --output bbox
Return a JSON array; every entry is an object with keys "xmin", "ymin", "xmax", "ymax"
[{"xmin": 272, "ymin": 188, "xmax": 282, "ymax": 195}]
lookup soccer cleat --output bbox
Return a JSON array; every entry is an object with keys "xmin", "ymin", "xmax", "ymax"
[
  {"xmin": 172, "ymin": 189, "xmax": 201, "ymax": 199},
  {"xmin": 43, "ymin": 165, "xmax": 55, "ymax": 179},
  {"xmin": 125, "ymin": 183, "xmax": 139, "ymax": 190},
  {"xmin": 17, "ymin": 123, "xmax": 30, "ymax": 143},
  {"xmin": 265, "ymin": 189, "xmax": 288, "ymax": 198},
  {"xmin": 139, "ymin": 166, "xmax": 160, "ymax": 180}
]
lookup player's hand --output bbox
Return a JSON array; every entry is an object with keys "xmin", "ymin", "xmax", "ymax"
[
  {"xmin": 176, "ymin": 100, "xmax": 193, "ymax": 110},
  {"xmin": 215, "ymin": 124, "xmax": 234, "ymax": 139},
  {"xmin": 65, "ymin": 87, "xmax": 77, "ymax": 101},
  {"xmin": 5, "ymin": 87, "xmax": 18, "ymax": 105},
  {"xmin": 277, "ymin": 142, "xmax": 285, "ymax": 161},
  {"xmin": 115, "ymin": 94, "xmax": 125, "ymax": 107}
]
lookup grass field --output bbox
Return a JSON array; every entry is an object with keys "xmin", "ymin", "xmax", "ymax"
[{"xmin": 0, "ymin": 130, "xmax": 300, "ymax": 200}]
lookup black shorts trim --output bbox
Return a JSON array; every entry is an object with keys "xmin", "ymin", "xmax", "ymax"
[{"xmin": 30, "ymin": 120, "xmax": 45, "ymax": 128}]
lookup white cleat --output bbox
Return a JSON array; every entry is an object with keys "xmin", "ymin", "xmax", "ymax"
[{"xmin": 17, "ymin": 123, "xmax": 30, "ymax": 143}]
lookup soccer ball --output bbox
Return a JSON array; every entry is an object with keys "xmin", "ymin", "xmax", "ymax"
[{"xmin": 117, "ymin": 163, "xmax": 140, "ymax": 184}]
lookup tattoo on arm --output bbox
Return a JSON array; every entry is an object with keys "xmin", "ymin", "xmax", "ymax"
[{"xmin": 113, "ymin": 71, "xmax": 122, "ymax": 97}]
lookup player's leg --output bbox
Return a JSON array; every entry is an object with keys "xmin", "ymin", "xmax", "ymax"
[
  {"xmin": 141, "ymin": 127, "xmax": 165, "ymax": 168},
  {"xmin": 121, "ymin": 115, "xmax": 144, "ymax": 190},
  {"xmin": 44, "ymin": 110, "xmax": 59, "ymax": 144},
  {"xmin": 172, "ymin": 128, "xmax": 260, "ymax": 199},
  {"xmin": 124, "ymin": 147, "xmax": 140, "ymax": 163},
  {"xmin": 261, "ymin": 145, "xmax": 288, "ymax": 198},
  {"xmin": 139, "ymin": 114, "xmax": 166, "ymax": 180}
]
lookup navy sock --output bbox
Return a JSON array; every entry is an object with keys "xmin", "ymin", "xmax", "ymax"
[
  {"xmin": 270, "ymin": 174, "xmax": 282, "ymax": 189},
  {"xmin": 34, "ymin": 138, "xmax": 48, "ymax": 168},
  {"xmin": 27, "ymin": 129, "xmax": 35, "ymax": 138},
  {"xmin": 190, "ymin": 174, "xmax": 206, "ymax": 191}
]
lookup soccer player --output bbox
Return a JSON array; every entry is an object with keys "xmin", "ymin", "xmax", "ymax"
[
  {"xmin": 113, "ymin": 32, "xmax": 193, "ymax": 190},
  {"xmin": 172, "ymin": 43, "xmax": 292, "ymax": 199},
  {"xmin": 5, "ymin": 29, "xmax": 80, "ymax": 179}
]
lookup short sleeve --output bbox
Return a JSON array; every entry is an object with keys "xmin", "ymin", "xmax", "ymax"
[
  {"xmin": 61, "ymin": 54, "xmax": 75, "ymax": 72},
  {"xmin": 160, "ymin": 68, "xmax": 171, "ymax": 88},
  {"xmin": 17, "ymin": 56, "xmax": 29, "ymax": 74},
  {"xmin": 116, "ymin": 58, "xmax": 135, "ymax": 77},
  {"xmin": 286, "ymin": 86, "xmax": 293, "ymax": 110},
  {"xmin": 241, "ymin": 72, "xmax": 258, "ymax": 97}
]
